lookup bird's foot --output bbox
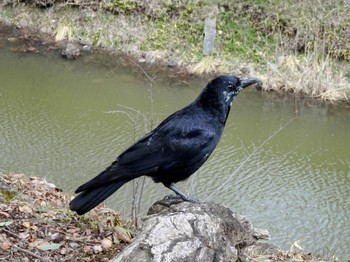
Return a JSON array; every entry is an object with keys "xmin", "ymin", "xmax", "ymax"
[
  {"xmin": 180, "ymin": 194, "xmax": 200, "ymax": 203},
  {"xmin": 163, "ymin": 194, "xmax": 200, "ymax": 204},
  {"xmin": 166, "ymin": 183, "xmax": 200, "ymax": 203},
  {"xmin": 163, "ymin": 194, "xmax": 184, "ymax": 204}
]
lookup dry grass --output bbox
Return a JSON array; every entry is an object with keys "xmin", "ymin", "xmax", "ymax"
[
  {"xmin": 54, "ymin": 22, "xmax": 74, "ymax": 41},
  {"xmin": 190, "ymin": 56, "xmax": 218, "ymax": 75},
  {"xmin": 282, "ymin": 0, "xmax": 350, "ymax": 61},
  {"xmin": 258, "ymin": 0, "xmax": 350, "ymax": 102},
  {"xmin": 262, "ymin": 52, "xmax": 349, "ymax": 102}
]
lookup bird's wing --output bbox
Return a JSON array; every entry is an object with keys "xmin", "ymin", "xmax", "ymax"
[
  {"xmin": 160, "ymin": 122, "xmax": 217, "ymax": 170},
  {"xmin": 76, "ymin": 109, "xmax": 218, "ymax": 193},
  {"xmin": 119, "ymin": 121, "xmax": 217, "ymax": 172}
]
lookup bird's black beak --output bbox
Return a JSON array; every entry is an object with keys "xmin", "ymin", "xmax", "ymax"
[{"xmin": 239, "ymin": 77, "xmax": 262, "ymax": 89}]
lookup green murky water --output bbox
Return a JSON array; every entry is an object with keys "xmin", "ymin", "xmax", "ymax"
[{"xmin": 1, "ymin": 43, "xmax": 349, "ymax": 258}]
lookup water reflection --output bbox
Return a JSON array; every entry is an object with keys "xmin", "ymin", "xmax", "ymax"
[{"xmin": 0, "ymin": 45, "xmax": 349, "ymax": 259}]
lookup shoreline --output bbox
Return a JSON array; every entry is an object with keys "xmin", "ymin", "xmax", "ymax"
[
  {"xmin": 0, "ymin": 172, "xmax": 342, "ymax": 261},
  {"xmin": 0, "ymin": 1, "xmax": 349, "ymax": 103}
]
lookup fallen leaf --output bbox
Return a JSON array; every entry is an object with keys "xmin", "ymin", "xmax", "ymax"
[
  {"xmin": 115, "ymin": 226, "xmax": 131, "ymax": 243},
  {"xmin": 18, "ymin": 232, "xmax": 29, "ymax": 239},
  {"xmin": 0, "ymin": 220, "xmax": 13, "ymax": 227},
  {"xmin": 0, "ymin": 239, "xmax": 12, "ymax": 251},
  {"xmin": 67, "ymin": 227, "xmax": 80, "ymax": 234},
  {"xmin": 85, "ymin": 228, "xmax": 92, "ymax": 236},
  {"xmin": 37, "ymin": 243, "xmax": 62, "ymax": 251},
  {"xmin": 0, "ymin": 233, "xmax": 6, "ymax": 241},
  {"xmin": 22, "ymin": 221, "xmax": 31, "ymax": 228},
  {"xmin": 83, "ymin": 245, "xmax": 93, "ymax": 254},
  {"xmin": 0, "ymin": 211, "xmax": 10, "ymax": 218},
  {"xmin": 28, "ymin": 240, "xmax": 43, "ymax": 249},
  {"xmin": 101, "ymin": 237, "xmax": 112, "ymax": 250},
  {"xmin": 18, "ymin": 205, "xmax": 32, "ymax": 213}
]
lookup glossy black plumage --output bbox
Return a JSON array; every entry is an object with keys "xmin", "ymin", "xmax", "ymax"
[{"xmin": 69, "ymin": 75, "xmax": 261, "ymax": 215}]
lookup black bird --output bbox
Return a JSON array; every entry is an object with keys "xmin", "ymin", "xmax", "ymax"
[{"xmin": 69, "ymin": 75, "xmax": 261, "ymax": 215}]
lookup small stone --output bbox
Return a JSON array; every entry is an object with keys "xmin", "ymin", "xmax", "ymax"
[
  {"xmin": 93, "ymin": 245, "xmax": 103, "ymax": 254},
  {"xmin": 51, "ymin": 232, "xmax": 64, "ymax": 243},
  {"xmin": 145, "ymin": 56, "xmax": 155, "ymax": 64},
  {"xmin": 82, "ymin": 45, "xmax": 91, "ymax": 52},
  {"xmin": 60, "ymin": 247, "xmax": 67, "ymax": 255},
  {"xmin": 69, "ymin": 242, "xmax": 80, "ymax": 249},
  {"xmin": 240, "ymin": 67, "xmax": 250, "ymax": 74},
  {"xmin": 138, "ymin": 58, "xmax": 146, "ymax": 63},
  {"xmin": 7, "ymin": 37, "xmax": 18, "ymax": 43}
]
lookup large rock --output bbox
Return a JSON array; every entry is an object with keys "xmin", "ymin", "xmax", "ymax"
[{"xmin": 111, "ymin": 198, "xmax": 271, "ymax": 262}]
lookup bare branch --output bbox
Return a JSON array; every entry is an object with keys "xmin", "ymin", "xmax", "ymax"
[{"xmin": 204, "ymin": 117, "xmax": 296, "ymax": 202}]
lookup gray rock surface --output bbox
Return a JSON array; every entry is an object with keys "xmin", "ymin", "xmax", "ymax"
[
  {"xmin": 61, "ymin": 42, "xmax": 80, "ymax": 60},
  {"xmin": 111, "ymin": 198, "xmax": 271, "ymax": 262}
]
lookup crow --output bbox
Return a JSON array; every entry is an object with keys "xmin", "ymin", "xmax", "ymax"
[{"xmin": 69, "ymin": 75, "xmax": 261, "ymax": 215}]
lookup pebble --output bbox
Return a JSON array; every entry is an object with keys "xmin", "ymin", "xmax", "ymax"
[
  {"xmin": 69, "ymin": 242, "xmax": 80, "ymax": 249},
  {"xmin": 51, "ymin": 232, "xmax": 64, "ymax": 243},
  {"xmin": 7, "ymin": 37, "xmax": 18, "ymax": 43},
  {"xmin": 93, "ymin": 245, "xmax": 103, "ymax": 254}
]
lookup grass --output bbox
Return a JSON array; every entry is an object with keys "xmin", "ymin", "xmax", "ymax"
[
  {"xmin": 259, "ymin": 0, "xmax": 350, "ymax": 101},
  {"xmin": 190, "ymin": 56, "xmax": 217, "ymax": 75},
  {"xmin": 0, "ymin": 0, "xmax": 349, "ymax": 101}
]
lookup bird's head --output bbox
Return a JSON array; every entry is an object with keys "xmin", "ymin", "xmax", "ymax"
[{"xmin": 197, "ymin": 75, "xmax": 262, "ymax": 112}]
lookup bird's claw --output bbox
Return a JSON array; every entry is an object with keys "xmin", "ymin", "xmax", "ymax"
[
  {"xmin": 163, "ymin": 194, "xmax": 200, "ymax": 204},
  {"xmin": 181, "ymin": 195, "xmax": 200, "ymax": 203}
]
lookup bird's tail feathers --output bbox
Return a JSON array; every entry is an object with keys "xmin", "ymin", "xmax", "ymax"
[
  {"xmin": 74, "ymin": 162, "xmax": 123, "ymax": 193},
  {"xmin": 69, "ymin": 180, "xmax": 126, "ymax": 215}
]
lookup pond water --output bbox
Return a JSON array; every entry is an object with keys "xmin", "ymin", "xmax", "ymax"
[{"xmin": 1, "ymin": 38, "xmax": 349, "ymax": 259}]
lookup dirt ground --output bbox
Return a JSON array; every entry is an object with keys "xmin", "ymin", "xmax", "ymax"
[{"xmin": 0, "ymin": 173, "xmax": 133, "ymax": 262}]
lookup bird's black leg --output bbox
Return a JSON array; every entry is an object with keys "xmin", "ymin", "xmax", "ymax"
[{"xmin": 167, "ymin": 183, "xmax": 200, "ymax": 203}]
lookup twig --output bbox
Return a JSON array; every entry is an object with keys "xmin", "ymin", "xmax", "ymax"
[
  {"xmin": 210, "ymin": 147, "xmax": 298, "ymax": 203},
  {"xmin": 127, "ymin": 57, "xmax": 157, "ymax": 82},
  {"xmin": 205, "ymin": 117, "xmax": 295, "ymax": 201},
  {"xmin": 1, "ymin": 227, "xmax": 19, "ymax": 239},
  {"xmin": 12, "ymin": 245, "xmax": 49, "ymax": 262}
]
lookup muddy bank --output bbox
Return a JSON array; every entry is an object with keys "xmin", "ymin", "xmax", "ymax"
[
  {"xmin": 0, "ymin": 1, "xmax": 349, "ymax": 102},
  {"xmin": 0, "ymin": 20, "xmax": 199, "ymax": 87}
]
